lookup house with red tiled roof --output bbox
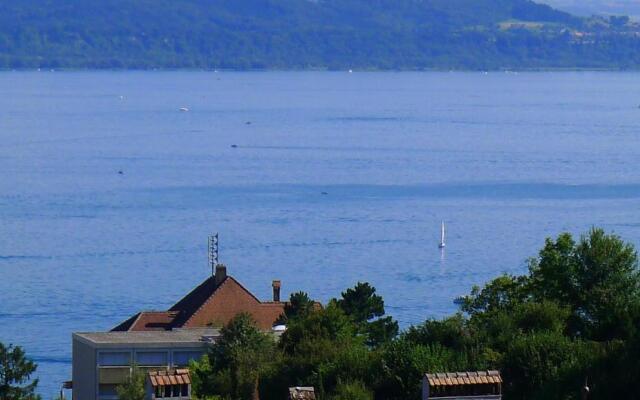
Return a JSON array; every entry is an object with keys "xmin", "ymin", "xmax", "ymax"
[
  {"xmin": 71, "ymin": 264, "xmax": 287, "ymax": 400},
  {"xmin": 112, "ymin": 265, "xmax": 285, "ymax": 331}
]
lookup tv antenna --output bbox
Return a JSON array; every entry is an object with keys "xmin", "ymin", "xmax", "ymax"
[{"xmin": 208, "ymin": 233, "xmax": 219, "ymax": 275}]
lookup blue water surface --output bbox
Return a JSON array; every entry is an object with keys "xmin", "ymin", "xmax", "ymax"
[{"xmin": 1, "ymin": 71, "xmax": 640, "ymax": 397}]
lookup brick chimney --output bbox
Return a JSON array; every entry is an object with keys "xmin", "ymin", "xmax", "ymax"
[
  {"xmin": 272, "ymin": 280, "xmax": 281, "ymax": 302},
  {"xmin": 215, "ymin": 264, "xmax": 227, "ymax": 286}
]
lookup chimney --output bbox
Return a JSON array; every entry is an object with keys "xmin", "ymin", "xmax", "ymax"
[
  {"xmin": 272, "ymin": 280, "xmax": 281, "ymax": 302},
  {"xmin": 214, "ymin": 264, "xmax": 227, "ymax": 286}
]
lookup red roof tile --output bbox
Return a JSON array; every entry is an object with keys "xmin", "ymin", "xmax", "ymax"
[
  {"xmin": 148, "ymin": 369, "xmax": 191, "ymax": 388},
  {"xmin": 112, "ymin": 272, "xmax": 285, "ymax": 332},
  {"xmin": 426, "ymin": 370, "xmax": 502, "ymax": 387}
]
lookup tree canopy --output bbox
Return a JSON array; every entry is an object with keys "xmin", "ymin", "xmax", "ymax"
[
  {"xmin": 192, "ymin": 313, "xmax": 278, "ymax": 400},
  {"xmin": 337, "ymin": 282, "xmax": 399, "ymax": 347},
  {"xmin": 0, "ymin": 343, "xmax": 41, "ymax": 400}
]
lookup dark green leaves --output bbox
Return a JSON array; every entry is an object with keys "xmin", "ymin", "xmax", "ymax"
[
  {"xmin": 529, "ymin": 228, "xmax": 640, "ymax": 340},
  {"xmin": 283, "ymin": 291, "xmax": 315, "ymax": 322},
  {"xmin": 0, "ymin": 343, "xmax": 40, "ymax": 400},
  {"xmin": 337, "ymin": 282, "xmax": 399, "ymax": 347},
  {"xmin": 194, "ymin": 313, "xmax": 278, "ymax": 400}
]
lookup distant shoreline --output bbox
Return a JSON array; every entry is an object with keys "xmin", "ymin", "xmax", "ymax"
[{"xmin": 1, "ymin": 67, "xmax": 638, "ymax": 73}]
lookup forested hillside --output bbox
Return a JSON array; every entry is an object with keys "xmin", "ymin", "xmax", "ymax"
[
  {"xmin": 542, "ymin": 0, "xmax": 640, "ymax": 19},
  {"xmin": 1, "ymin": 0, "xmax": 639, "ymax": 69}
]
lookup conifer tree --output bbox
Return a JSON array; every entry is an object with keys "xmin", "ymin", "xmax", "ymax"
[{"xmin": 0, "ymin": 343, "xmax": 41, "ymax": 400}]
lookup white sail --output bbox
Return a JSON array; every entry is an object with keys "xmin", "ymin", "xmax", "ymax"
[{"xmin": 439, "ymin": 221, "xmax": 446, "ymax": 248}]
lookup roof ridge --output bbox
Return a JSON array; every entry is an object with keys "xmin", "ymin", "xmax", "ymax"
[
  {"xmin": 129, "ymin": 312, "xmax": 145, "ymax": 331},
  {"xmin": 139, "ymin": 310, "xmax": 179, "ymax": 314},
  {"xmin": 226, "ymin": 276, "xmax": 263, "ymax": 304},
  {"xmin": 182, "ymin": 276, "xmax": 268, "ymax": 327},
  {"xmin": 111, "ymin": 312, "xmax": 141, "ymax": 332},
  {"xmin": 182, "ymin": 276, "xmax": 232, "ymax": 326},
  {"xmin": 169, "ymin": 275, "xmax": 216, "ymax": 312}
]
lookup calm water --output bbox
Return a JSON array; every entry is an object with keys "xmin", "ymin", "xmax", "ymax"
[{"xmin": 2, "ymin": 71, "xmax": 640, "ymax": 396}]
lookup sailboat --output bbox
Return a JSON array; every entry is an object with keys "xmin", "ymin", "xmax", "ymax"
[{"xmin": 439, "ymin": 221, "xmax": 446, "ymax": 248}]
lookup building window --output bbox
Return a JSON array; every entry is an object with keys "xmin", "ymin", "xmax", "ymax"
[
  {"xmin": 154, "ymin": 384, "xmax": 190, "ymax": 398},
  {"xmin": 98, "ymin": 384, "xmax": 118, "ymax": 396},
  {"xmin": 98, "ymin": 352, "xmax": 131, "ymax": 366},
  {"xmin": 172, "ymin": 351, "xmax": 203, "ymax": 366},
  {"xmin": 136, "ymin": 351, "xmax": 168, "ymax": 366}
]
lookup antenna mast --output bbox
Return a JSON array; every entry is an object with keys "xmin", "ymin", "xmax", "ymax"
[{"xmin": 208, "ymin": 233, "xmax": 219, "ymax": 275}]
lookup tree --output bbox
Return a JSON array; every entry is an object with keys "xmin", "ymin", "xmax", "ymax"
[
  {"xmin": 528, "ymin": 233, "xmax": 577, "ymax": 307},
  {"xmin": 500, "ymin": 332, "xmax": 600, "ymax": 400},
  {"xmin": 196, "ymin": 313, "xmax": 277, "ymax": 400},
  {"xmin": 337, "ymin": 283, "xmax": 385, "ymax": 324},
  {"xmin": 190, "ymin": 354, "xmax": 226, "ymax": 399},
  {"xmin": 458, "ymin": 274, "xmax": 529, "ymax": 317},
  {"xmin": 573, "ymin": 228, "xmax": 640, "ymax": 340},
  {"xmin": 276, "ymin": 301, "xmax": 371, "ymax": 399},
  {"xmin": 404, "ymin": 314, "xmax": 472, "ymax": 350},
  {"xmin": 374, "ymin": 338, "xmax": 472, "ymax": 400},
  {"xmin": 337, "ymin": 283, "xmax": 398, "ymax": 347},
  {"xmin": 283, "ymin": 292, "xmax": 315, "ymax": 321},
  {"xmin": 330, "ymin": 380, "xmax": 373, "ymax": 400},
  {"xmin": 115, "ymin": 366, "xmax": 145, "ymax": 400},
  {"xmin": 0, "ymin": 343, "xmax": 41, "ymax": 400},
  {"xmin": 529, "ymin": 228, "xmax": 640, "ymax": 340}
]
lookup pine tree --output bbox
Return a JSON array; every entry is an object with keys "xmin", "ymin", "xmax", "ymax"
[{"xmin": 0, "ymin": 343, "xmax": 41, "ymax": 400}]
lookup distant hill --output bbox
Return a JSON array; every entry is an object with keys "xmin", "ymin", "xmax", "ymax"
[
  {"xmin": 1, "ymin": 0, "xmax": 640, "ymax": 70},
  {"xmin": 541, "ymin": 0, "xmax": 640, "ymax": 19}
]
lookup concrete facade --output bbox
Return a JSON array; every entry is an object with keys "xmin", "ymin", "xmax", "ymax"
[{"xmin": 72, "ymin": 329, "xmax": 219, "ymax": 400}]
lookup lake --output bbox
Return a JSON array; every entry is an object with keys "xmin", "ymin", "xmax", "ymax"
[{"xmin": 1, "ymin": 71, "xmax": 640, "ymax": 396}]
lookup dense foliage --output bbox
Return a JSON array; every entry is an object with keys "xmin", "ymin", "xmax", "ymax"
[
  {"xmin": 0, "ymin": 343, "xmax": 41, "ymax": 400},
  {"xmin": 191, "ymin": 228, "xmax": 640, "ymax": 400},
  {"xmin": 191, "ymin": 313, "xmax": 278, "ymax": 400},
  {"xmin": 3, "ymin": 0, "xmax": 640, "ymax": 69}
]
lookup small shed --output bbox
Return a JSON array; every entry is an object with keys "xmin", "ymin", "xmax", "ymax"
[
  {"xmin": 146, "ymin": 369, "xmax": 192, "ymax": 399},
  {"xmin": 289, "ymin": 386, "xmax": 316, "ymax": 400},
  {"xmin": 422, "ymin": 370, "xmax": 502, "ymax": 400}
]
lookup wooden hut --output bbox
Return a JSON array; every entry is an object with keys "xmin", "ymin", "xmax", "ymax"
[
  {"xmin": 422, "ymin": 370, "xmax": 502, "ymax": 400},
  {"xmin": 146, "ymin": 369, "xmax": 192, "ymax": 399}
]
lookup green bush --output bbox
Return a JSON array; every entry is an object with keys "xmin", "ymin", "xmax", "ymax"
[{"xmin": 330, "ymin": 381, "xmax": 373, "ymax": 400}]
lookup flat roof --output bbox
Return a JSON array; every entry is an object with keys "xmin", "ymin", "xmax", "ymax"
[{"xmin": 73, "ymin": 328, "xmax": 220, "ymax": 348}]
